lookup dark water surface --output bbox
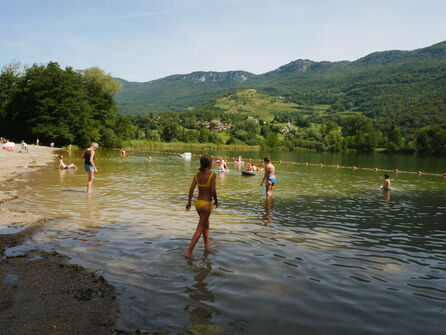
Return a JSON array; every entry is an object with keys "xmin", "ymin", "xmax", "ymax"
[{"xmin": 5, "ymin": 150, "xmax": 446, "ymax": 334}]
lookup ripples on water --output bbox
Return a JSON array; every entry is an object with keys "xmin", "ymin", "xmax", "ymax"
[{"xmin": 5, "ymin": 151, "xmax": 446, "ymax": 334}]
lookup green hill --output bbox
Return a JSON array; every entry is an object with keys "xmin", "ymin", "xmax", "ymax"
[
  {"xmin": 203, "ymin": 88, "xmax": 298, "ymax": 121},
  {"xmin": 115, "ymin": 41, "xmax": 446, "ymax": 133},
  {"xmin": 115, "ymin": 70, "xmax": 253, "ymax": 114}
]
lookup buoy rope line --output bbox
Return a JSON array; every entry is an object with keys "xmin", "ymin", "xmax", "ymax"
[{"xmin": 98, "ymin": 148, "xmax": 446, "ymax": 178}]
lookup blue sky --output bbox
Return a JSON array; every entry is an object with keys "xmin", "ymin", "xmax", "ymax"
[{"xmin": 1, "ymin": 0, "xmax": 445, "ymax": 82}]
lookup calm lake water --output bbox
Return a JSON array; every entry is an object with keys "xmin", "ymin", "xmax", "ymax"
[{"xmin": 5, "ymin": 150, "xmax": 446, "ymax": 334}]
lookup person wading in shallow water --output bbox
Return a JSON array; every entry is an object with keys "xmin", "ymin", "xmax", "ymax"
[
  {"xmin": 82, "ymin": 143, "xmax": 99, "ymax": 193},
  {"xmin": 260, "ymin": 157, "xmax": 276, "ymax": 197},
  {"xmin": 185, "ymin": 155, "xmax": 219, "ymax": 258}
]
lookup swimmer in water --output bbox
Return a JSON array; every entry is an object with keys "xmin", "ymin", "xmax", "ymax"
[
  {"xmin": 58, "ymin": 155, "xmax": 77, "ymax": 170},
  {"xmin": 218, "ymin": 158, "xmax": 228, "ymax": 171},
  {"xmin": 261, "ymin": 157, "xmax": 276, "ymax": 197},
  {"xmin": 185, "ymin": 155, "xmax": 219, "ymax": 258},
  {"xmin": 119, "ymin": 148, "xmax": 126, "ymax": 157},
  {"xmin": 380, "ymin": 174, "xmax": 391, "ymax": 190}
]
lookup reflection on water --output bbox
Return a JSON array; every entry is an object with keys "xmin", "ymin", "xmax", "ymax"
[
  {"xmin": 185, "ymin": 250, "xmax": 215, "ymax": 324},
  {"xmin": 262, "ymin": 198, "xmax": 274, "ymax": 225},
  {"xmin": 5, "ymin": 150, "xmax": 446, "ymax": 334},
  {"xmin": 383, "ymin": 189, "xmax": 391, "ymax": 203}
]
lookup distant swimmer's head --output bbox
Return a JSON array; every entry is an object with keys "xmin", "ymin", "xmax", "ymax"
[
  {"xmin": 59, "ymin": 155, "xmax": 63, "ymax": 159},
  {"xmin": 264, "ymin": 157, "xmax": 271, "ymax": 163},
  {"xmin": 384, "ymin": 174, "xmax": 390, "ymax": 179},
  {"xmin": 91, "ymin": 142, "xmax": 99, "ymax": 150},
  {"xmin": 199, "ymin": 155, "xmax": 212, "ymax": 172}
]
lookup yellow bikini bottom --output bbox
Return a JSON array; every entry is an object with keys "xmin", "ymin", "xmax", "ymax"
[{"xmin": 195, "ymin": 200, "xmax": 214, "ymax": 212}]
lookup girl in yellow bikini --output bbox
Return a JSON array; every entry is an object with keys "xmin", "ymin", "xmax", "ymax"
[{"xmin": 185, "ymin": 155, "xmax": 219, "ymax": 258}]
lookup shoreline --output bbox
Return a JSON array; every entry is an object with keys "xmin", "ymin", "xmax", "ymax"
[{"xmin": 0, "ymin": 145, "xmax": 118, "ymax": 334}]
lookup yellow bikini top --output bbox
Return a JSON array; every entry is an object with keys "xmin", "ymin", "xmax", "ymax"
[{"xmin": 195, "ymin": 171, "xmax": 215, "ymax": 188}]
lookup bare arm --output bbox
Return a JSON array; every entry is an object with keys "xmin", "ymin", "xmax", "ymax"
[
  {"xmin": 211, "ymin": 174, "xmax": 218, "ymax": 208},
  {"xmin": 186, "ymin": 177, "xmax": 197, "ymax": 211},
  {"xmin": 90, "ymin": 151, "xmax": 97, "ymax": 171},
  {"xmin": 261, "ymin": 166, "xmax": 269, "ymax": 185}
]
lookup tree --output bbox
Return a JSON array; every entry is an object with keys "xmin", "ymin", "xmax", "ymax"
[
  {"xmin": 0, "ymin": 61, "xmax": 20, "ymax": 133},
  {"xmin": 83, "ymin": 67, "xmax": 122, "ymax": 123},
  {"xmin": 341, "ymin": 115, "xmax": 373, "ymax": 137},
  {"xmin": 5, "ymin": 62, "xmax": 93, "ymax": 144},
  {"xmin": 146, "ymin": 129, "xmax": 161, "ymax": 141},
  {"xmin": 198, "ymin": 128, "xmax": 210, "ymax": 143},
  {"xmin": 1, "ymin": 62, "xmax": 124, "ymax": 147},
  {"xmin": 113, "ymin": 115, "xmax": 136, "ymax": 141},
  {"xmin": 161, "ymin": 121, "xmax": 180, "ymax": 142}
]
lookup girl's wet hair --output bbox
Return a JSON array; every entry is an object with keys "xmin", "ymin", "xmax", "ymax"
[
  {"xmin": 264, "ymin": 157, "xmax": 271, "ymax": 162},
  {"xmin": 199, "ymin": 155, "xmax": 212, "ymax": 172},
  {"xmin": 384, "ymin": 174, "xmax": 390, "ymax": 179}
]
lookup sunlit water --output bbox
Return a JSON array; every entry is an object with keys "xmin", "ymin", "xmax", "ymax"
[{"xmin": 4, "ymin": 150, "xmax": 446, "ymax": 334}]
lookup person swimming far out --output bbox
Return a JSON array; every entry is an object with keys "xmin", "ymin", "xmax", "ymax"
[
  {"xmin": 119, "ymin": 148, "xmax": 126, "ymax": 157},
  {"xmin": 380, "ymin": 174, "xmax": 391, "ymax": 191},
  {"xmin": 58, "ymin": 155, "xmax": 77, "ymax": 170},
  {"xmin": 82, "ymin": 143, "xmax": 99, "ymax": 193},
  {"xmin": 185, "ymin": 155, "xmax": 219, "ymax": 258},
  {"xmin": 260, "ymin": 157, "xmax": 276, "ymax": 197}
]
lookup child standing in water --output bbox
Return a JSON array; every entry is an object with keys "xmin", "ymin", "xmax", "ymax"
[
  {"xmin": 381, "ymin": 174, "xmax": 391, "ymax": 190},
  {"xmin": 185, "ymin": 155, "xmax": 219, "ymax": 258}
]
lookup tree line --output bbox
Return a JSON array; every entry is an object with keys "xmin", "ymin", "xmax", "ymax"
[
  {"xmin": 1, "ymin": 61, "xmax": 445, "ymax": 154},
  {"xmin": 0, "ymin": 62, "xmax": 134, "ymax": 148}
]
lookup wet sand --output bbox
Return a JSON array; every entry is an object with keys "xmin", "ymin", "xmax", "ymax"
[{"xmin": 0, "ymin": 145, "xmax": 118, "ymax": 335}]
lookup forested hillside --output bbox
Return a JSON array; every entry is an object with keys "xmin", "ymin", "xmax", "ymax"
[
  {"xmin": 115, "ymin": 41, "xmax": 446, "ymax": 127},
  {"xmin": 113, "ymin": 41, "xmax": 446, "ymax": 153},
  {"xmin": 116, "ymin": 70, "xmax": 253, "ymax": 114},
  {"xmin": 1, "ymin": 42, "xmax": 445, "ymax": 153}
]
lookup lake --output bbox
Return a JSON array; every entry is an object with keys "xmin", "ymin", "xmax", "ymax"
[{"xmin": 5, "ymin": 150, "xmax": 446, "ymax": 334}]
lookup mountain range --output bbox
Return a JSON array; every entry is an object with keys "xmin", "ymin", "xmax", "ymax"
[{"xmin": 115, "ymin": 42, "xmax": 446, "ymax": 129}]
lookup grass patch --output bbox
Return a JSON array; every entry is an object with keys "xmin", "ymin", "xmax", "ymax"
[{"xmin": 122, "ymin": 140, "xmax": 260, "ymax": 151}]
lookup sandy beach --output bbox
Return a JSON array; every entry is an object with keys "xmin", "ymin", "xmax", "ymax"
[
  {"xmin": 0, "ymin": 145, "xmax": 118, "ymax": 335},
  {"xmin": 0, "ymin": 144, "xmax": 59, "ymax": 183}
]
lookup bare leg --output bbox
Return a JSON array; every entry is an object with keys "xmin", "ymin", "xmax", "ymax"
[
  {"xmin": 185, "ymin": 209, "xmax": 210, "ymax": 258},
  {"xmin": 203, "ymin": 217, "xmax": 210, "ymax": 249},
  {"xmin": 87, "ymin": 172, "xmax": 94, "ymax": 193},
  {"xmin": 266, "ymin": 181, "xmax": 273, "ymax": 197}
]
